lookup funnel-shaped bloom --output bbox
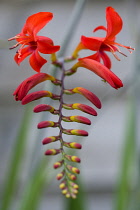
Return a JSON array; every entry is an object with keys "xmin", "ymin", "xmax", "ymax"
[
  {"xmin": 9, "ymin": 12, "xmax": 60, "ymax": 72},
  {"xmin": 72, "ymin": 7, "xmax": 134, "ymax": 66},
  {"xmin": 72, "ymin": 58, "xmax": 123, "ymax": 89}
]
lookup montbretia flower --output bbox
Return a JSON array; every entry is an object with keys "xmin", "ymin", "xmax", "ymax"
[
  {"xmin": 72, "ymin": 6, "xmax": 134, "ymax": 67},
  {"xmin": 8, "ymin": 12, "xmax": 60, "ymax": 72},
  {"xmin": 71, "ymin": 58, "xmax": 123, "ymax": 89},
  {"xmin": 8, "ymin": 7, "xmax": 133, "ymax": 199}
]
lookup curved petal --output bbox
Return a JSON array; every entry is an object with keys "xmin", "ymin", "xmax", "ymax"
[
  {"xmin": 106, "ymin": 7, "xmax": 123, "ymax": 40},
  {"xmin": 93, "ymin": 25, "xmax": 107, "ymax": 33},
  {"xmin": 79, "ymin": 52, "xmax": 100, "ymax": 62},
  {"xmin": 99, "ymin": 51, "xmax": 112, "ymax": 69},
  {"xmin": 29, "ymin": 50, "xmax": 47, "ymax": 72},
  {"xmin": 37, "ymin": 36, "xmax": 60, "ymax": 54},
  {"xmin": 78, "ymin": 58, "xmax": 123, "ymax": 89},
  {"xmin": 14, "ymin": 46, "xmax": 32, "ymax": 65},
  {"xmin": 81, "ymin": 36, "xmax": 103, "ymax": 51},
  {"xmin": 22, "ymin": 12, "xmax": 53, "ymax": 36}
]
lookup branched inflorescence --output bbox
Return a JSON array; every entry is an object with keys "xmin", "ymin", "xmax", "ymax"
[{"xmin": 8, "ymin": 7, "xmax": 134, "ymax": 198}]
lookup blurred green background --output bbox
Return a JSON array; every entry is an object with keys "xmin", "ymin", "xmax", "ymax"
[{"xmin": 0, "ymin": 0, "xmax": 139, "ymax": 210}]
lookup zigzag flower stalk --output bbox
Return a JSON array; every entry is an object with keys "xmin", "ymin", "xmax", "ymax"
[
  {"xmin": 8, "ymin": 7, "xmax": 134, "ymax": 198},
  {"xmin": 13, "ymin": 63, "xmax": 101, "ymax": 198}
]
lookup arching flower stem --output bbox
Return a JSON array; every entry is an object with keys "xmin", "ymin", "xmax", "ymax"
[{"xmin": 56, "ymin": 59, "xmax": 76, "ymax": 196}]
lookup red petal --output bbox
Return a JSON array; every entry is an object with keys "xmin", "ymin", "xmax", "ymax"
[
  {"xmin": 106, "ymin": 7, "xmax": 123, "ymax": 40},
  {"xmin": 81, "ymin": 36, "xmax": 103, "ymax": 51},
  {"xmin": 99, "ymin": 51, "xmax": 112, "ymax": 69},
  {"xmin": 79, "ymin": 52, "xmax": 100, "ymax": 62},
  {"xmin": 29, "ymin": 50, "xmax": 47, "ymax": 72},
  {"xmin": 78, "ymin": 58, "xmax": 123, "ymax": 89},
  {"xmin": 37, "ymin": 36, "xmax": 60, "ymax": 54},
  {"xmin": 93, "ymin": 25, "xmax": 107, "ymax": 33},
  {"xmin": 22, "ymin": 12, "xmax": 53, "ymax": 36},
  {"xmin": 14, "ymin": 47, "xmax": 32, "ymax": 65}
]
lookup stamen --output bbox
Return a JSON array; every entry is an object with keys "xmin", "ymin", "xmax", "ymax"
[
  {"xmin": 8, "ymin": 35, "xmax": 21, "ymax": 41},
  {"xmin": 105, "ymin": 43, "xmax": 121, "ymax": 61}
]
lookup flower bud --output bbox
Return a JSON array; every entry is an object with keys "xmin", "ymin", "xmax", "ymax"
[
  {"xmin": 21, "ymin": 90, "xmax": 53, "ymax": 105},
  {"xmin": 63, "ymin": 103, "xmax": 97, "ymax": 116},
  {"xmin": 53, "ymin": 160, "xmax": 64, "ymax": 169},
  {"xmin": 62, "ymin": 188, "xmax": 68, "ymax": 195},
  {"xmin": 72, "ymin": 103, "xmax": 97, "ymax": 116},
  {"xmin": 70, "ymin": 182, "xmax": 79, "ymax": 189},
  {"xmin": 42, "ymin": 136, "xmax": 59, "ymax": 145},
  {"xmin": 33, "ymin": 104, "xmax": 57, "ymax": 113},
  {"xmin": 66, "ymin": 165, "xmax": 80, "ymax": 174},
  {"xmin": 59, "ymin": 181, "xmax": 66, "ymax": 189},
  {"xmin": 56, "ymin": 170, "xmax": 65, "ymax": 180},
  {"xmin": 64, "ymin": 142, "xmax": 82, "ymax": 149},
  {"xmin": 67, "ymin": 173, "xmax": 77, "ymax": 180},
  {"xmin": 37, "ymin": 121, "xmax": 58, "ymax": 129},
  {"xmin": 62, "ymin": 115, "xmax": 91, "ymax": 125},
  {"xmin": 65, "ymin": 154, "xmax": 81, "ymax": 163},
  {"xmin": 45, "ymin": 149, "xmax": 61, "ymax": 155},
  {"xmin": 63, "ymin": 129, "xmax": 88, "ymax": 136}
]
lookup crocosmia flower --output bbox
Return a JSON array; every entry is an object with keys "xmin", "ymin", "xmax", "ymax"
[
  {"xmin": 9, "ymin": 12, "xmax": 60, "ymax": 72},
  {"xmin": 72, "ymin": 6, "xmax": 134, "ymax": 68}
]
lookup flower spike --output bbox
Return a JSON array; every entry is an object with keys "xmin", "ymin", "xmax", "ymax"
[{"xmin": 9, "ymin": 8, "xmax": 133, "ymax": 198}]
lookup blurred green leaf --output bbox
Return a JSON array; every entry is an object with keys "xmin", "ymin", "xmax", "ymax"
[
  {"xmin": 114, "ymin": 97, "xmax": 136, "ymax": 210},
  {"xmin": 1, "ymin": 105, "xmax": 33, "ymax": 210}
]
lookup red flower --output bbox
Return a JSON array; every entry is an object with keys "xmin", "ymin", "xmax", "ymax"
[
  {"xmin": 72, "ymin": 7, "xmax": 134, "ymax": 68},
  {"xmin": 9, "ymin": 12, "xmax": 60, "ymax": 72},
  {"xmin": 71, "ymin": 58, "xmax": 123, "ymax": 89}
]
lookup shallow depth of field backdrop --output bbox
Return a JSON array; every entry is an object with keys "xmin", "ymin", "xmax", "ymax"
[{"xmin": 0, "ymin": 0, "xmax": 139, "ymax": 210}]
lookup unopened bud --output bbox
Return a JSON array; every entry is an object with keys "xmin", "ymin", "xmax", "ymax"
[
  {"xmin": 66, "ymin": 165, "xmax": 80, "ymax": 174},
  {"xmin": 33, "ymin": 104, "xmax": 56, "ymax": 113},
  {"xmin": 22, "ymin": 90, "xmax": 53, "ymax": 105},
  {"xmin": 64, "ymin": 142, "xmax": 82, "ymax": 149},
  {"xmin": 37, "ymin": 121, "xmax": 58, "ymax": 129},
  {"xmin": 42, "ymin": 136, "xmax": 59, "ymax": 145},
  {"xmin": 45, "ymin": 149, "xmax": 61, "ymax": 155},
  {"xmin": 63, "ymin": 129, "xmax": 88, "ymax": 136},
  {"xmin": 56, "ymin": 170, "xmax": 65, "ymax": 180},
  {"xmin": 67, "ymin": 173, "xmax": 77, "ymax": 181},
  {"xmin": 65, "ymin": 154, "xmax": 81, "ymax": 163},
  {"xmin": 53, "ymin": 160, "xmax": 64, "ymax": 169}
]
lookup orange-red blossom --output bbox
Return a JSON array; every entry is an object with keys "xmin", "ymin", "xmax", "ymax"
[
  {"xmin": 72, "ymin": 7, "xmax": 134, "ymax": 69},
  {"xmin": 9, "ymin": 12, "xmax": 60, "ymax": 72}
]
